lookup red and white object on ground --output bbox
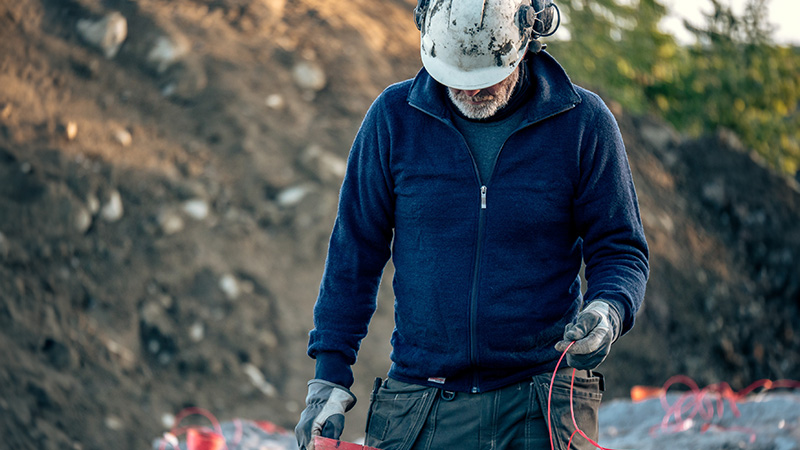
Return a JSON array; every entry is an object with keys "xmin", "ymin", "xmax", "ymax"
[
  {"xmin": 186, "ymin": 428, "xmax": 225, "ymax": 450},
  {"xmin": 313, "ymin": 436, "xmax": 383, "ymax": 450},
  {"xmin": 155, "ymin": 406, "xmax": 297, "ymax": 450}
]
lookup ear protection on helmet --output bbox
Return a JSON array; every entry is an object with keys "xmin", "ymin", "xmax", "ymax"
[
  {"xmin": 519, "ymin": 0, "xmax": 560, "ymax": 38},
  {"xmin": 414, "ymin": 0, "xmax": 429, "ymax": 31}
]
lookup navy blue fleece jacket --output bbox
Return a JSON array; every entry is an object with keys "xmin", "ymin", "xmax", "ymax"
[{"xmin": 308, "ymin": 51, "xmax": 649, "ymax": 393}]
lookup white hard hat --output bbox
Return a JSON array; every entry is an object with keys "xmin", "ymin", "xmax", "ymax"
[{"xmin": 415, "ymin": 0, "xmax": 559, "ymax": 90}]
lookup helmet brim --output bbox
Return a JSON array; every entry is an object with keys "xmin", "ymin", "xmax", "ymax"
[{"xmin": 421, "ymin": 50, "xmax": 523, "ymax": 90}]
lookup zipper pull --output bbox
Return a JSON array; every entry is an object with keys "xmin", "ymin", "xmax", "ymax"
[{"xmin": 480, "ymin": 186, "xmax": 487, "ymax": 209}]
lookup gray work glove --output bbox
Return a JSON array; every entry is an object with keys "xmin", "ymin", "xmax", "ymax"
[
  {"xmin": 295, "ymin": 379, "xmax": 357, "ymax": 450},
  {"xmin": 554, "ymin": 301, "xmax": 621, "ymax": 370}
]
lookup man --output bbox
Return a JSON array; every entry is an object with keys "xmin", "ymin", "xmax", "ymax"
[{"xmin": 295, "ymin": 0, "xmax": 649, "ymax": 449}]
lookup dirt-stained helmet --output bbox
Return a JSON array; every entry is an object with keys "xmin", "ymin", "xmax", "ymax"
[{"xmin": 414, "ymin": 0, "xmax": 559, "ymax": 90}]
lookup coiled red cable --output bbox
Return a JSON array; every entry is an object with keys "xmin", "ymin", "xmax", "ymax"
[
  {"xmin": 548, "ymin": 342, "xmax": 800, "ymax": 449},
  {"xmin": 651, "ymin": 374, "xmax": 800, "ymax": 441}
]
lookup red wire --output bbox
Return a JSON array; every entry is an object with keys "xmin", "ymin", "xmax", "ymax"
[
  {"xmin": 547, "ymin": 342, "xmax": 570, "ymax": 450},
  {"xmin": 652, "ymin": 376, "xmax": 800, "ymax": 441},
  {"xmin": 568, "ymin": 368, "xmax": 612, "ymax": 449},
  {"xmin": 546, "ymin": 346, "xmax": 800, "ymax": 447},
  {"xmin": 548, "ymin": 341, "xmax": 616, "ymax": 450}
]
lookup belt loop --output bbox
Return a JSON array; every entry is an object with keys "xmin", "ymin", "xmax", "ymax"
[{"xmin": 372, "ymin": 377, "xmax": 383, "ymax": 394}]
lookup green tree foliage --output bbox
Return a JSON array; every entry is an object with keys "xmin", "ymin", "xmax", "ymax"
[
  {"xmin": 549, "ymin": 0, "xmax": 800, "ymax": 175},
  {"xmin": 648, "ymin": 0, "xmax": 800, "ymax": 174},
  {"xmin": 549, "ymin": 0, "xmax": 678, "ymax": 111}
]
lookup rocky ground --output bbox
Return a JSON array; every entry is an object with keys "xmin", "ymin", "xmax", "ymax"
[
  {"xmin": 598, "ymin": 392, "xmax": 800, "ymax": 450},
  {"xmin": 1, "ymin": 0, "xmax": 799, "ymax": 449}
]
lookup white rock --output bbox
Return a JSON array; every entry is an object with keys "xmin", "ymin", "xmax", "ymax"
[
  {"xmin": 658, "ymin": 212, "xmax": 674, "ymax": 234},
  {"xmin": 156, "ymin": 210, "xmax": 184, "ymax": 235},
  {"xmin": 140, "ymin": 301, "xmax": 165, "ymax": 326},
  {"xmin": 73, "ymin": 205, "xmax": 92, "ymax": 234},
  {"xmin": 105, "ymin": 339, "xmax": 120, "ymax": 354},
  {"xmin": 161, "ymin": 413, "xmax": 176, "ymax": 429},
  {"xmin": 146, "ymin": 34, "xmax": 189, "ymax": 74},
  {"xmin": 76, "ymin": 12, "xmax": 128, "ymax": 59},
  {"xmin": 301, "ymin": 144, "xmax": 347, "ymax": 183},
  {"xmin": 65, "ymin": 121, "xmax": 78, "ymax": 140},
  {"xmin": 105, "ymin": 339, "xmax": 130, "ymax": 360},
  {"xmin": 243, "ymin": 363, "xmax": 276, "ymax": 397},
  {"xmin": 276, "ymin": 184, "xmax": 310, "ymax": 207},
  {"xmin": 265, "ymin": 94, "xmax": 284, "ymax": 109},
  {"xmin": 189, "ymin": 322, "xmax": 204, "ymax": 342},
  {"xmin": 100, "ymin": 190, "xmax": 124, "ymax": 222},
  {"xmin": 114, "ymin": 128, "xmax": 132, "ymax": 147},
  {"xmin": 86, "ymin": 193, "xmax": 100, "ymax": 215},
  {"xmin": 182, "ymin": 199, "xmax": 209, "ymax": 220},
  {"xmin": 104, "ymin": 415, "xmax": 123, "ymax": 431},
  {"xmin": 219, "ymin": 274, "xmax": 240, "ymax": 300},
  {"xmin": 292, "ymin": 60, "xmax": 326, "ymax": 91}
]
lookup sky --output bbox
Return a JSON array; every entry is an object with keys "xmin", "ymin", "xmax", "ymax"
[{"xmin": 659, "ymin": 0, "xmax": 800, "ymax": 44}]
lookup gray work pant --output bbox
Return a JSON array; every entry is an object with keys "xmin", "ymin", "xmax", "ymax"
[{"xmin": 364, "ymin": 369, "xmax": 603, "ymax": 450}]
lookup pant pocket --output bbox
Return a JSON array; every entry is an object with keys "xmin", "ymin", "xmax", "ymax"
[
  {"xmin": 364, "ymin": 378, "xmax": 438, "ymax": 450},
  {"xmin": 533, "ymin": 370, "xmax": 603, "ymax": 450}
]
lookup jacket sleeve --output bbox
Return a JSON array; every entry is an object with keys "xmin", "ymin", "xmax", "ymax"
[
  {"xmin": 307, "ymin": 94, "xmax": 395, "ymax": 388},
  {"xmin": 573, "ymin": 95, "xmax": 649, "ymax": 336}
]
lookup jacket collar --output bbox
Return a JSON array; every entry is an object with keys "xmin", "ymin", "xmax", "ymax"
[{"xmin": 407, "ymin": 50, "xmax": 582, "ymax": 126}]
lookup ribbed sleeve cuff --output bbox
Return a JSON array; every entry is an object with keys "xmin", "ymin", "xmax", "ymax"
[{"xmin": 314, "ymin": 351, "xmax": 355, "ymax": 389}]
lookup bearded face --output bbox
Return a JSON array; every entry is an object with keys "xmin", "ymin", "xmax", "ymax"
[{"xmin": 447, "ymin": 66, "xmax": 521, "ymax": 120}]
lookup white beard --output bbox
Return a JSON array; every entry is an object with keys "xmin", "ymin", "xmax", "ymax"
[{"xmin": 447, "ymin": 68, "xmax": 520, "ymax": 120}]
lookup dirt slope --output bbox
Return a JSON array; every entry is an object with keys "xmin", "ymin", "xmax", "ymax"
[{"xmin": 1, "ymin": 0, "xmax": 798, "ymax": 449}]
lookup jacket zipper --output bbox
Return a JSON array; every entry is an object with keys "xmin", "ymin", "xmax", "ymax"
[
  {"xmin": 448, "ymin": 126, "xmax": 486, "ymax": 394},
  {"xmin": 469, "ymin": 184, "xmax": 487, "ymax": 393},
  {"xmin": 460, "ymin": 126, "xmax": 544, "ymax": 393}
]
